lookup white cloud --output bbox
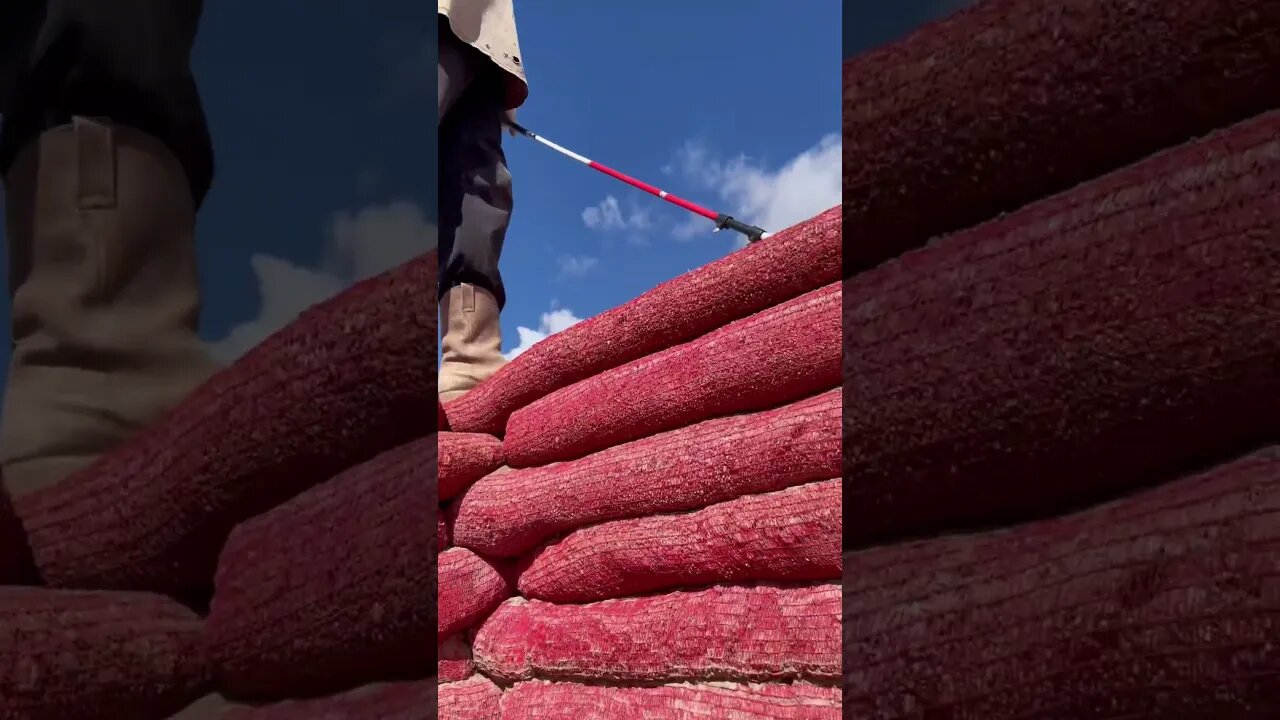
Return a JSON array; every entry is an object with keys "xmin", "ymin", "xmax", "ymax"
[
  {"xmin": 504, "ymin": 306, "xmax": 585, "ymax": 360},
  {"xmin": 582, "ymin": 194, "xmax": 651, "ymax": 232},
  {"xmin": 669, "ymin": 141, "xmax": 721, "ymax": 187},
  {"xmin": 669, "ymin": 134, "xmax": 841, "ymax": 249},
  {"xmin": 557, "ymin": 254, "xmax": 599, "ymax": 279},
  {"xmin": 209, "ymin": 200, "xmax": 436, "ymax": 362},
  {"xmin": 326, "ymin": 201, "xmax": 436, "ymax": 281}
]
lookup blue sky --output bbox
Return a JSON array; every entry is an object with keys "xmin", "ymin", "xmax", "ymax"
[
  {"xmin": 496, "ymin": 3, "xmax": 842, "ymax": 357},
  {"xmin": 191, "ymin": 1, "xmax": 434, "ymax": 360}
]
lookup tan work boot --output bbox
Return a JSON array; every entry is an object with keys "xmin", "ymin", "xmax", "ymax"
[
  {"xmin": 438, "ymin": 282, "xmax": 506, "ymax": 402},
  {"xmin": 0, "ymin": 116, "xmax": 222, "ymax": 497}
]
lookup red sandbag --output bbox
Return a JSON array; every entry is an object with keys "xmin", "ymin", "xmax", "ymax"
[
  {"xmin": 438, "ymin": 400, "xmax": 449, "ymax": 431},
  {"xmin": 14, "ymin": 253, "xmax": 437, "ymax": 601},
  {"xmin": 220, "ymin": 681, "xmax": 436, "ymax": 719},
  {"xmin": 842, "ymin": 0, "xmax": 1280, "ymax": 275},
  {"xmin": 844, "ymin": 447, "xmax": 1280, "ymax": 719},
  {"xmin": 206, "ymin": 436, "xmax": 436, "ymax": 700},
  {"xmin": 474, "ymin": 584, "xmax": 840, "ymax": 684},
  {"xmin": 438, "ymin": 547, "xmax": 511, "ymax": 638},
  {"xmin": 438, "ymin": 511, "xmax": 450, "ymax": 553},
  {"xmin": 0, "ymin": 588, "xmax": 208, "ymax": 719},
  {"xmin": 455, "ymin": 389, "xmax": 840, "ymax": 557},
  {"xmin": 438, "ymin": 635, "xmax": 474, "ymax": 683},
  {"xmin": 439, "ymin": 432, "xmax": 504, "ymax": 501},
  {"xmin": 502, "ymin": 680, "xmax": 840, "ymax": 719},
  {"xmin": 505, "ymin": 281, "xmax": 840, "ymax": 467},
  {"xmin": 439, "ymin": 676, "xmax": 501, "ymax": 720},
  {"xmin": 520, "ymin": 479, "xmax": 841, "ymax": 603},
  {"xmin": 447, "ymin": 207, "xmax": 841, "ymax": 435},
  {"xmin": 0, "ymin": 482, "xmax": 33, "ymax": 584},
  {"xmin": 844, "ymin": 110, "xmax": 1280, "ymax": 550}
]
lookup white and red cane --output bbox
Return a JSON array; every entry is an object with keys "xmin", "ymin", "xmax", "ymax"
[{"xmin": 505, "ymin": 121, "xmax": 771, "ymax": 244}]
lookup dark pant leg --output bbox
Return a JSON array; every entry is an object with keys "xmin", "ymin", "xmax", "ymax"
[
  {"xmin": 437, "ymin": 20, "xmax": 474, "ymax": 122},
  {"xmin": 0, "ymin": 0, "xmax": 213, "ymax": 207},
  {"xmin": 438, "ymin": 27, "xmax": 511, "ymax": 310}
]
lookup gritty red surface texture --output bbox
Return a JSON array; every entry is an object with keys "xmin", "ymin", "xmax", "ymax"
[
  {"xmin": 844, "ymin": 448, "xmax": 1280, "ymax": 718},
  {"xmin": 206, "ymin": 436, "xmax": 436, "ymax": 700},
  {"xmin": 843, "ymin": 0, "xmax": 1280, "ymax": 713},
  {"xmin": 437, "ymin": 547, "xmax": 512, "ymax": 640},
  {"xmin": 13, "ymin": 254, "xmax": 437, "ymax": 602},
  {"xmin": 430, "ymin": 208, "xmax": 844, "ymax": 717},
  {"xmin": 518, "ymin": 478, "xmax": 841, "ymax": 603},
  {"xmin": 474, "ymin": 584, "xmax": 841, "ymax": 684},
  {"xmin": 438, "ymin": 432, "xmax": 504, "ymax": 501},
  {"xmin": 502, "ymin": 680, "xmax": 841, "ymax": 719},
  {"xmin": 435, "ymin": 206, "xmax": 842, "ymax": 715},
  {"xmin": 445, "ymin": 206, "xmax": 841, "ymax": 435},
  {"xmin": 0, "ymin": 588, "xmax": 209, "ymax": 719},
  {"xmin": 844, "ymin": 109, "xmax": 1280, "ymax": 549},
  {"xmin": 503, "ymin": 281, "xmax": 842, "ymax": 467},
  {"xmin": 843, "ymin": 0, "xmax": 1280, "ymax": 274},
  {"xmin": 454, "ymin": 388, "xmax": 841, "ymax": 558},
  {"xmin": 437, "ymin": 636, "xmax": 474, "ymax": 683},
  {"xmin": 437, "ymin": 676, "xmax": 501, "ymax": 720},
  {"xmin": 0, "ymin": 253, "xmax": 439, "ymax": 717}
]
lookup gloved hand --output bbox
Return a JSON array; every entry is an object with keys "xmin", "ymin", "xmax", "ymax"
[{"xmin": 504, "ymin": 108, "xmax": 518, "ymax": 137}]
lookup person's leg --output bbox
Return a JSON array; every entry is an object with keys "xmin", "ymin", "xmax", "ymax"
[
  {"xmin": 440, "ymin": 73, "xmax": 510, "ymax": 309},
  {"xmin": 0, "ymin": 0, "xmax": 214, "ymax": 205},
  {"xmin": 438, "ymin": 20, "xmax": 509, "ymax": 301},
  {"xmin": 437, "ymin": 19, "xmax": 472, "ymax": 299},
  {"xmin": 438, "ymin": 18, "xmax": 475, "ymax": 122},
  {"xmin": 0, "ymin": 0, "xmax": 220, "ymax": 496},
  {"xmin": 438, "ymin": 26, "xmax": 512, "ymax": 401}
]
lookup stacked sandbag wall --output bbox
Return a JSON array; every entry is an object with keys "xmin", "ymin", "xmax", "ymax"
[
  {"xmin": 842, "ymin": 0, "xmax": 1280, "ymax": 274},
  {"xmin": 0, "ymin": 255, "xmax": 439, "ymax": 719},
  {"xmin": 842, "ymin": 0, "xmax": 1280, "ymax": 714},
  {"xmin": 439, "ymin": 209, "xmax": 844, "ymax": 719}
]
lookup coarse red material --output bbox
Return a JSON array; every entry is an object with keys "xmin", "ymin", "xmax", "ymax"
[
  {"xmin": 14, "ymin": 253, "xmax": 437, "ymax": 601},
  {"xmin": 439, "ymin": 432, "xmax": 504, "ymax": 501},
  {"xmin": 474, "ymin": 584, "xmax": 840, "ymax": 684},
  {"xmin": 439, "ymin": 675, "xmax": 501, "ymax": 720},
  {"xmin": 844, "ymin": 110, "xmax": 1280, "ymax": 549},
  {"xmin": 219, "ymin": 681, "xmax": 436, "ymax": 719},
  {"xmin": 843, "ymin": 447, "xmax": 1280, "ymax": 719},
  {"xmin": 519, "ymin": 479, "xmax": 841, "ymax": 603},
  {"xmin": 505, "ymin": 281, "xmax": 841, "ymax": 467},
  {"xmin": 445, "ymin": 207, "xmax": 841, "ymax": 435},
  {"xmin": 842, "ymin": 0, "xmax": 1280, "ymax": 274},
  {"xmin": 455, "ymin": 389, "xmax": 840, "ymax": 557},
  {"xmin": 501, "ymin": 680, "xmax": 841, "ymax": 719},
  {"xmin": 0, "ymin": 588, "xmax": 209, "ymax": 719},
  {"xmin": 438, "ymin": 635, "xmax": 474, "ymax": 683},
  {"xmin": 206, "ymin": 436, "xmax": 436, "ymax": 700},
  {"xmin": 438, "ymin": 547, "xmax": 512, "ymax": 639},
  {"xmin": 438, "ymin": 400, "xmax": 449, "ymax": 431}
]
